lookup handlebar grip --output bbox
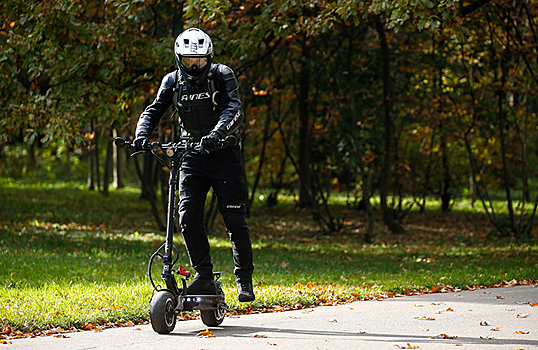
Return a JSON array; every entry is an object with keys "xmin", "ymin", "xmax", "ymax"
[
  {"xmin": 220, "ymin": 135, "xmax": 238, "ymax": 148},
  {"xmin": 114, "ymin": 137, "xmax": 129, "ymax": 149}
]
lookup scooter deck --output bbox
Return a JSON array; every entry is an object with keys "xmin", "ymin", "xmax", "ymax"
[{"xmin": 180, "ymin": 294, "xmax": 226, "ymax": 311}]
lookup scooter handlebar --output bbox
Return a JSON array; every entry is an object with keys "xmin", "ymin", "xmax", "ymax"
[{"xmin": 114, "ymin": 136, "xmax": 238, "ymax": 154}]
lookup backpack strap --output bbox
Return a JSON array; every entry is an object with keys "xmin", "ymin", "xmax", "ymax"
[
  {"xmin": 172, "ymin": 70, "xmax": 184, "ymax": 108},
  {"xmin": 207, "ymin": 66, "xmax": 221, "ymax": 108}
]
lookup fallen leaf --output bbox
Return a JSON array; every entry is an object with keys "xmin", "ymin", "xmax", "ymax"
[
  {"xmin": 490, "ymin": 327, "xmax": 499, "ymax": 331},
  {"xmin": 53, "ymin": 334, "xmax": 69, "ymax": 338},
  {"xmin": 455, "ymin": 343, "xmax": 462, "ymax": 346},
  {"xmin": 196, "ymin": 329, "xmax": 215, "ymax": 338},
  {"xmin": 430, "ymin": 334, "xmax": 457, "ymax": 339},
  {"xmin": 254, "ymin": 334, "xmax": 267, "ymax": 338},
  {"xmin": 505, "ymin": 308, "xmax": 515, "ymax": 311},
  {"xmin": 496, "ymin": 295, "xmax": 504, "ymax": 299},
  {"xmin": 0, "ymin": 340, "xmax": 12, "ymax": 344},
  {"xmin": 515, "ymin": 331, "xmax": 529, "ymax": 334},
  {"xmin": 414, "ymin": 304, "xmax": 424, "ymax": 307},
  {"xmin": 134, "ymin": 327, "xmax": 141, "ymax": 331},
  {"xmin": 446, "ymin": 307, "xmax": 454, "ymax": 312},
  {"xmin": 267, "ymin": 341, "xmax": 277, "ymax": 346},
  {"xmin": 517, "ymin": 314, "xmax": 529, "ymax": 318},
  {"xmin": 480, "ymin": 336, "xmax": 494, "ymax": 339},
  {"xmin": 328, "ymin": 319, "xmax": 337, "ymax": 322},
  {"xmin": 394, "ymin": 343, "xmax": 419, "ymax": 349},
  {"xmin": 417, "ymin": 316, "xmax": 435, "ymax": 320},
  {"xmin": 480, "ymin": 321, "xmax": 489, "ymax": 326},
  {"xmin": 530, "ymin": 302, "xmax": 538, "ymax": 307}
]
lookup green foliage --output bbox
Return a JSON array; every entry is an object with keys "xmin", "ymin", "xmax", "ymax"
[
  {"xmin": 0, "ymin": 0, "xmax": 175, "ymax": 146},
  {"xmin": 0, "ymin": 181, "xmax": 536, "ymax": 331},
  {"xmin": 2, "ymin": 0, "xmax": 538, "ymax": 237}
]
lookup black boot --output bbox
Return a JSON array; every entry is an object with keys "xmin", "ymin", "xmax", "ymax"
[
  {"xmin": 187, "ymin": 275, "xmax": 217, "ymax": 295},
  {"xmin": 236, "ymin": 281, "xmax": 255, "ymax": 302}
]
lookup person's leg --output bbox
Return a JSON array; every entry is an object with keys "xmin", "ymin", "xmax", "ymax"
[
  {"xmin": 178, "ymin": 155, "xmax": 216, "ymax": 294},
  {"xmin": 209, "ymin": 146, "xmax": 255, "ymax": 301}
]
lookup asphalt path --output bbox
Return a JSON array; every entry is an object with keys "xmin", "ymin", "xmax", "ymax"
[{"xmin": 8, "ymin": 285, "xmax": 538, "ymax": 350}]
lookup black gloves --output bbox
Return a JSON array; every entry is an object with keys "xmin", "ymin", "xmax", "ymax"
[
  {"xmin": 200, "ymin": 132, "xmax": 221, "ymax": 153},
  {"xmin": 133, "ymin": 136, "xmax": 149, "ymax": 152}
]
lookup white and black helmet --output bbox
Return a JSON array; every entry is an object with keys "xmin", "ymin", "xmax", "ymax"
[{"xmin": 175, "ymin": 28, "xmax": 214, "ymax": 81}]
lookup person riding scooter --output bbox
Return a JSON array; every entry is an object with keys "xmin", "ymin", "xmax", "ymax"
[{"xmin": 133, "ymin": 28, "xmax": 255, "ymax": 302}]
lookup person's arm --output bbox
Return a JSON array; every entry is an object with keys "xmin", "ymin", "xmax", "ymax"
[
  {"xmin": 210, "ymin": 65, "xmax": 243, "ymax": 138},
  {"xmin": 135, "ymin": 72, "xmax": 176, "ymax": 139}
]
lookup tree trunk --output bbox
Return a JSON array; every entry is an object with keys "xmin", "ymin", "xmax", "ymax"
[
  {"xmin": 141, "ymin": 154, "xmax": 155, "ymax": 200},
  {"xmin": 497, "ymin": 13, "xmax": 518, "ymax": 238},
  {"xmin": 133, "ymin": 156, "xmax": 165, "ymax": 231},
  {"xmin": 102, "ymin": 128, "xmax": 113, "ymax": 196},
  {"xmin": 94, "ymin": 118, "xmax": 101, "ymax": 192},
  {"xmin": 374, "ymin": 15, "xmax": 404, "ymax": 234},
  {"xmin": 205, "ymin": 190, "xmax": 219, "ymax": 233},
  {"xmin": 298, "ymin": 35, "xmax": 314, "ymax": 209},
  {"xmin": 88, "ymin": 119, "xmax": 95, "ymax": 191},
  {"xmin": 27, "ymin": 141, "xmax": 36, "ymax": 173},
  {"xmin": 112, "ymin": 128, "xmax": 124, "ymax": 189},
  {"xmin": 498, "ymin": 57, "xmax": 517, "ymax": 237},
  {"xmin": 247, "ymin": 98, "xmax": 272, "ymax": 213},
  {"xmin": 440, "ymin": 126, "xmax": 451, "ymax": 211},
  {"xmin": 346, "ymin": 26, "xmax": 375, "ymax": 243}
]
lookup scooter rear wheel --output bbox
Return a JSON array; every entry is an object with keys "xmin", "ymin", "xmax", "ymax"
[
  {"xmin": 200, "ymin": 282, "xmax": 226, "ymax": 327},
  {"xmin": 150, "ymin": 290, "xmax": 177, "ymax": 334},
  {"xmin": 200, "ymin": 303, "xmax": 225, "ymax": 326}
]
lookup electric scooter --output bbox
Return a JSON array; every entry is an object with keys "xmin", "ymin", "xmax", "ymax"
[{"xmin": 115, "ymin": 136, "xmax": 235, "ymax": 334}]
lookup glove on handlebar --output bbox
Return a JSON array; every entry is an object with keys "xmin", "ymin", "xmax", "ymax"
[
  {"xmin": 133, "ymin": 136, "xmax": 149, "ymax": 152},
  {"xmin": 200, "ymin": 132, "xmax": 220, "ymax": 152}
]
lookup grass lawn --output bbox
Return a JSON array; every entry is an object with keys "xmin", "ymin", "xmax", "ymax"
[{"xmin": 1, "ymin": 178, "xmax": 537, "ymax": 336}]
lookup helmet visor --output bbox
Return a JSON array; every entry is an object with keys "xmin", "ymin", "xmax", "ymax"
[{"xmin": 180, "ymin": 56, "xmax": 208, "ymax": 70}]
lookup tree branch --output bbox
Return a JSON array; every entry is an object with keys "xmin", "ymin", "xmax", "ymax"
[{"xmin": 459, "ymin": 0, "xmax": 492, "ymax": 17}]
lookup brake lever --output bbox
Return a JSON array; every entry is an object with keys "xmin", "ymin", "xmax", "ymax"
[
  {"xmin": 131, "ymin": 150, "xmax": 146, "ymax": 156},
  {"xmin": 199, "ymin": 144, "xmax": 210, "ymax": 155}
]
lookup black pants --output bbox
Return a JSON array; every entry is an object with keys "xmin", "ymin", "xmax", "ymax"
[{"xmin": 178, "ymin": 144, "xmax": 254, "ymax": 283}]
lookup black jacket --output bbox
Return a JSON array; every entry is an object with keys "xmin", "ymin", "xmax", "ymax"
[{"xmin": 135, "ymin": 63, "xmax": 243, "ymax": 141}]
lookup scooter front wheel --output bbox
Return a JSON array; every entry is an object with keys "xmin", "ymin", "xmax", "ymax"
[
  {"xmin": 200, "ymin": 303, "xmax": 225, "ymax": 326},
  {"xmin": 149, "ymin": 290, "xmax": 177, "ymax": 334}
]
